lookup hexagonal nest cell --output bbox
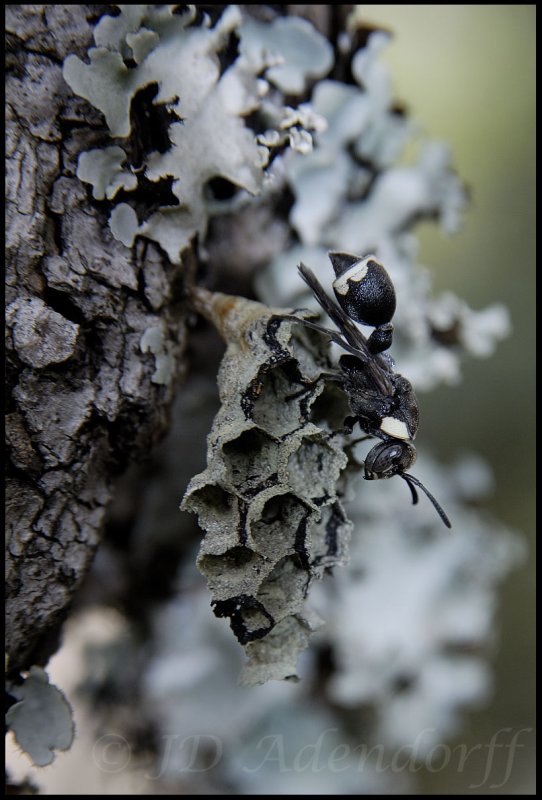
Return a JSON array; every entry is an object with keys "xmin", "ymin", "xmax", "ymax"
[{"xmin": 182, "ymin": 290, "xmax": 356, "ymax": 684}]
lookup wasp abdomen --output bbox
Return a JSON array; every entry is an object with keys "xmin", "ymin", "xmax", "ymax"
[{"xmin": 330, "ymin": 252, "xmax": 396, "ymax": 329}]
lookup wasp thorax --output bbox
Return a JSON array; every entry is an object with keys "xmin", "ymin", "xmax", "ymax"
[{"xmin": 329, "ymin": 252, "xmax": 396, "ymax": 328}]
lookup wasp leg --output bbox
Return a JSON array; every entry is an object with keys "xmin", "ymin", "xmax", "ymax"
[
  {"xmin": 348, "ymin": 434, "xmax": 374, "ymax": 445},
  {"xmin": 326, "ymin": 415, "xmax": 361, "ymax": 439}
]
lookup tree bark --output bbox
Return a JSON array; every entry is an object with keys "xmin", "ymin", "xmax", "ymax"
[{"xmin": 5, "ymin": 5, "xmax": 188, "ymax": 673}]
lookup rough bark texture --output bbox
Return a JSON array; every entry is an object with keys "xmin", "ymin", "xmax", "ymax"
[{"xmin": 5, "ymin": 5, "xmax": 189, "ymax": 673}]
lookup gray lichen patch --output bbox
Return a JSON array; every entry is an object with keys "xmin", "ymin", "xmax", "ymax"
[
  {"xmin": 6, "ymin": 666, "xmax": 74, "ymax": 767},
  {"xmin": 140, "ymin": 325, "xmax": 175, "ymax": 386},
  {"xmin": 182, "ymin": 289, "xmax": 354, "ymax": 684},
  {"xmin": 62, "ymin": 6, "xmax": 327, "ymax": 264},
  {"xmin": 76, "ymin": 146, "xmax": 137, "ymax": 200},
  {"xmin": 239, "ymin": 14, "xmax": 334, "ymax": 95}
]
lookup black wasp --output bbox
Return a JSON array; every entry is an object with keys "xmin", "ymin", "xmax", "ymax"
[{"xmin": 292, "ymin": 252, "xmax": 451, "ymax": 529}]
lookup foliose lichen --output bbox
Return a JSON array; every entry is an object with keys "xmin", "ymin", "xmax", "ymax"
[
  {"xmin": 6, "ymin": 666, "xmax": 74, "ymax": 767},
  {"xmin": 254, "ymin": 23, "xmax": 511, "ymax": 391},
  {"xmin": 63, "ymin": 5, "xmax": 328, "ymax": 263}
]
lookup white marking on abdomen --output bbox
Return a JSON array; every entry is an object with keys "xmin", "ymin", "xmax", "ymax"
[
  {"xmin": 379, "ymin": 416, "xmax": 410, "ymax": 440},
  {"xmin": 333, "ymin": 256, "xmax": 372, "ymax": 295}
]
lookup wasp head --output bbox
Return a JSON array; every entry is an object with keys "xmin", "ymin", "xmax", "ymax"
[
  {"xmin": 364, "ymin": 440, "xmax": 417, "ymax": 480},
  {"xmin": 363, "ymin": 440, "xmax": 451, "ymax": 528}
]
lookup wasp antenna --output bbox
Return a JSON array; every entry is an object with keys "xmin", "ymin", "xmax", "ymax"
[
  {"xmin": 400, "ymin": 473, "xmax": 419, "ymax": 506},
  {"xmin": 403, "ymin": 473, "xmax": 452, "ymax": 529}
]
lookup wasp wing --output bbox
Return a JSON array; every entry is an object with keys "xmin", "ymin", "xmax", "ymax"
[
  {"xmin": 298, "ymin": 262, "xmax": 393, "ymax": 395},
  {"xmin": 282, "ymin": 314, "xmax": 369, "ymax": 360},
  {"xmin": 298, "ymin": 263, "xmax": 369, "ymax": 357}
]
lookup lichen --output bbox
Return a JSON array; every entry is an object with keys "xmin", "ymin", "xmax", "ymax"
[
  {"xmin": 322, "ymin": 451, "xmax": 525, "ymax": 751},
  {"xmin": 76, "ymin": 146, "xmax": 138, "ymax": 200},
  {"xmin": 6, "ymin": 667, "xmax": 74, "ymax": 767},
  {"xmin": 239, "ymin": 14, "xmax": 334, "ymax": 95},
  {"xmin": 63, "ymin": 5, "xmax": 329, "ymax": 263},
  {"xmin": 255, "ymin": 25, "xmax": 510, "ymax": 391},
  {"xmin": 144, "ymin": 447, "xmax": 524, "ymax": 783},
  {"xmin": 140, "ymin": 324, "xmax": 175, "ymax": 385}
]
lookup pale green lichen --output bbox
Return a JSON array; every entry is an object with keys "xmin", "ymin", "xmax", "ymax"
[
  {"xmin": 239, "ymin": 14, "xmax": 334, "ymax": 95},
  {"xmin": 140, "ymin": 325, "xmax": 175, "ymax": 385},
  {"xmin": 63, "ymin": 5, "xmax": 329, "ymax": 263},
  {"xmin": 6, "ymin": 667, "xmax": 74, "ymax": 767},
  {"xmin": 255, "ymin": 26, "xmax": 510, "ymax": 392},
  {"xmin": 108, "ymin": 202, "xmax": 139, "ymax": 248},
  {"xmin": 76, "ymin": 146, "xmax": 137, "ymax": 200}
]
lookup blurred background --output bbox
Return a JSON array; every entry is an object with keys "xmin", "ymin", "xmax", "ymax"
[
  {"xmin": 7, "ymin": 5, "xmax": 535, "ymax": 794},
  {"xmin": 360, "ymin": 4, "xmax": 536, "ymax": 793}
]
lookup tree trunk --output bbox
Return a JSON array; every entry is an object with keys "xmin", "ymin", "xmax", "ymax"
[{"xmin": 5, "ymin": 5, "xmax": 188, "ymax": 674}]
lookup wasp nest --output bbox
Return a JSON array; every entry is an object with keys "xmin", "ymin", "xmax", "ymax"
[{"xmin": 182, "ymin": 288, "xmax": 355, "ymax": 685}]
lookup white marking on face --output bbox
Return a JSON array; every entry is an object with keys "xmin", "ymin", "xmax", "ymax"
[
  {"xmin": 379, "ymin": 416, "xmax": 410, "ymax": 440},
  {"xmin": 332, "ymin": 256, "xmax": 373, "ymax": 296}
]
